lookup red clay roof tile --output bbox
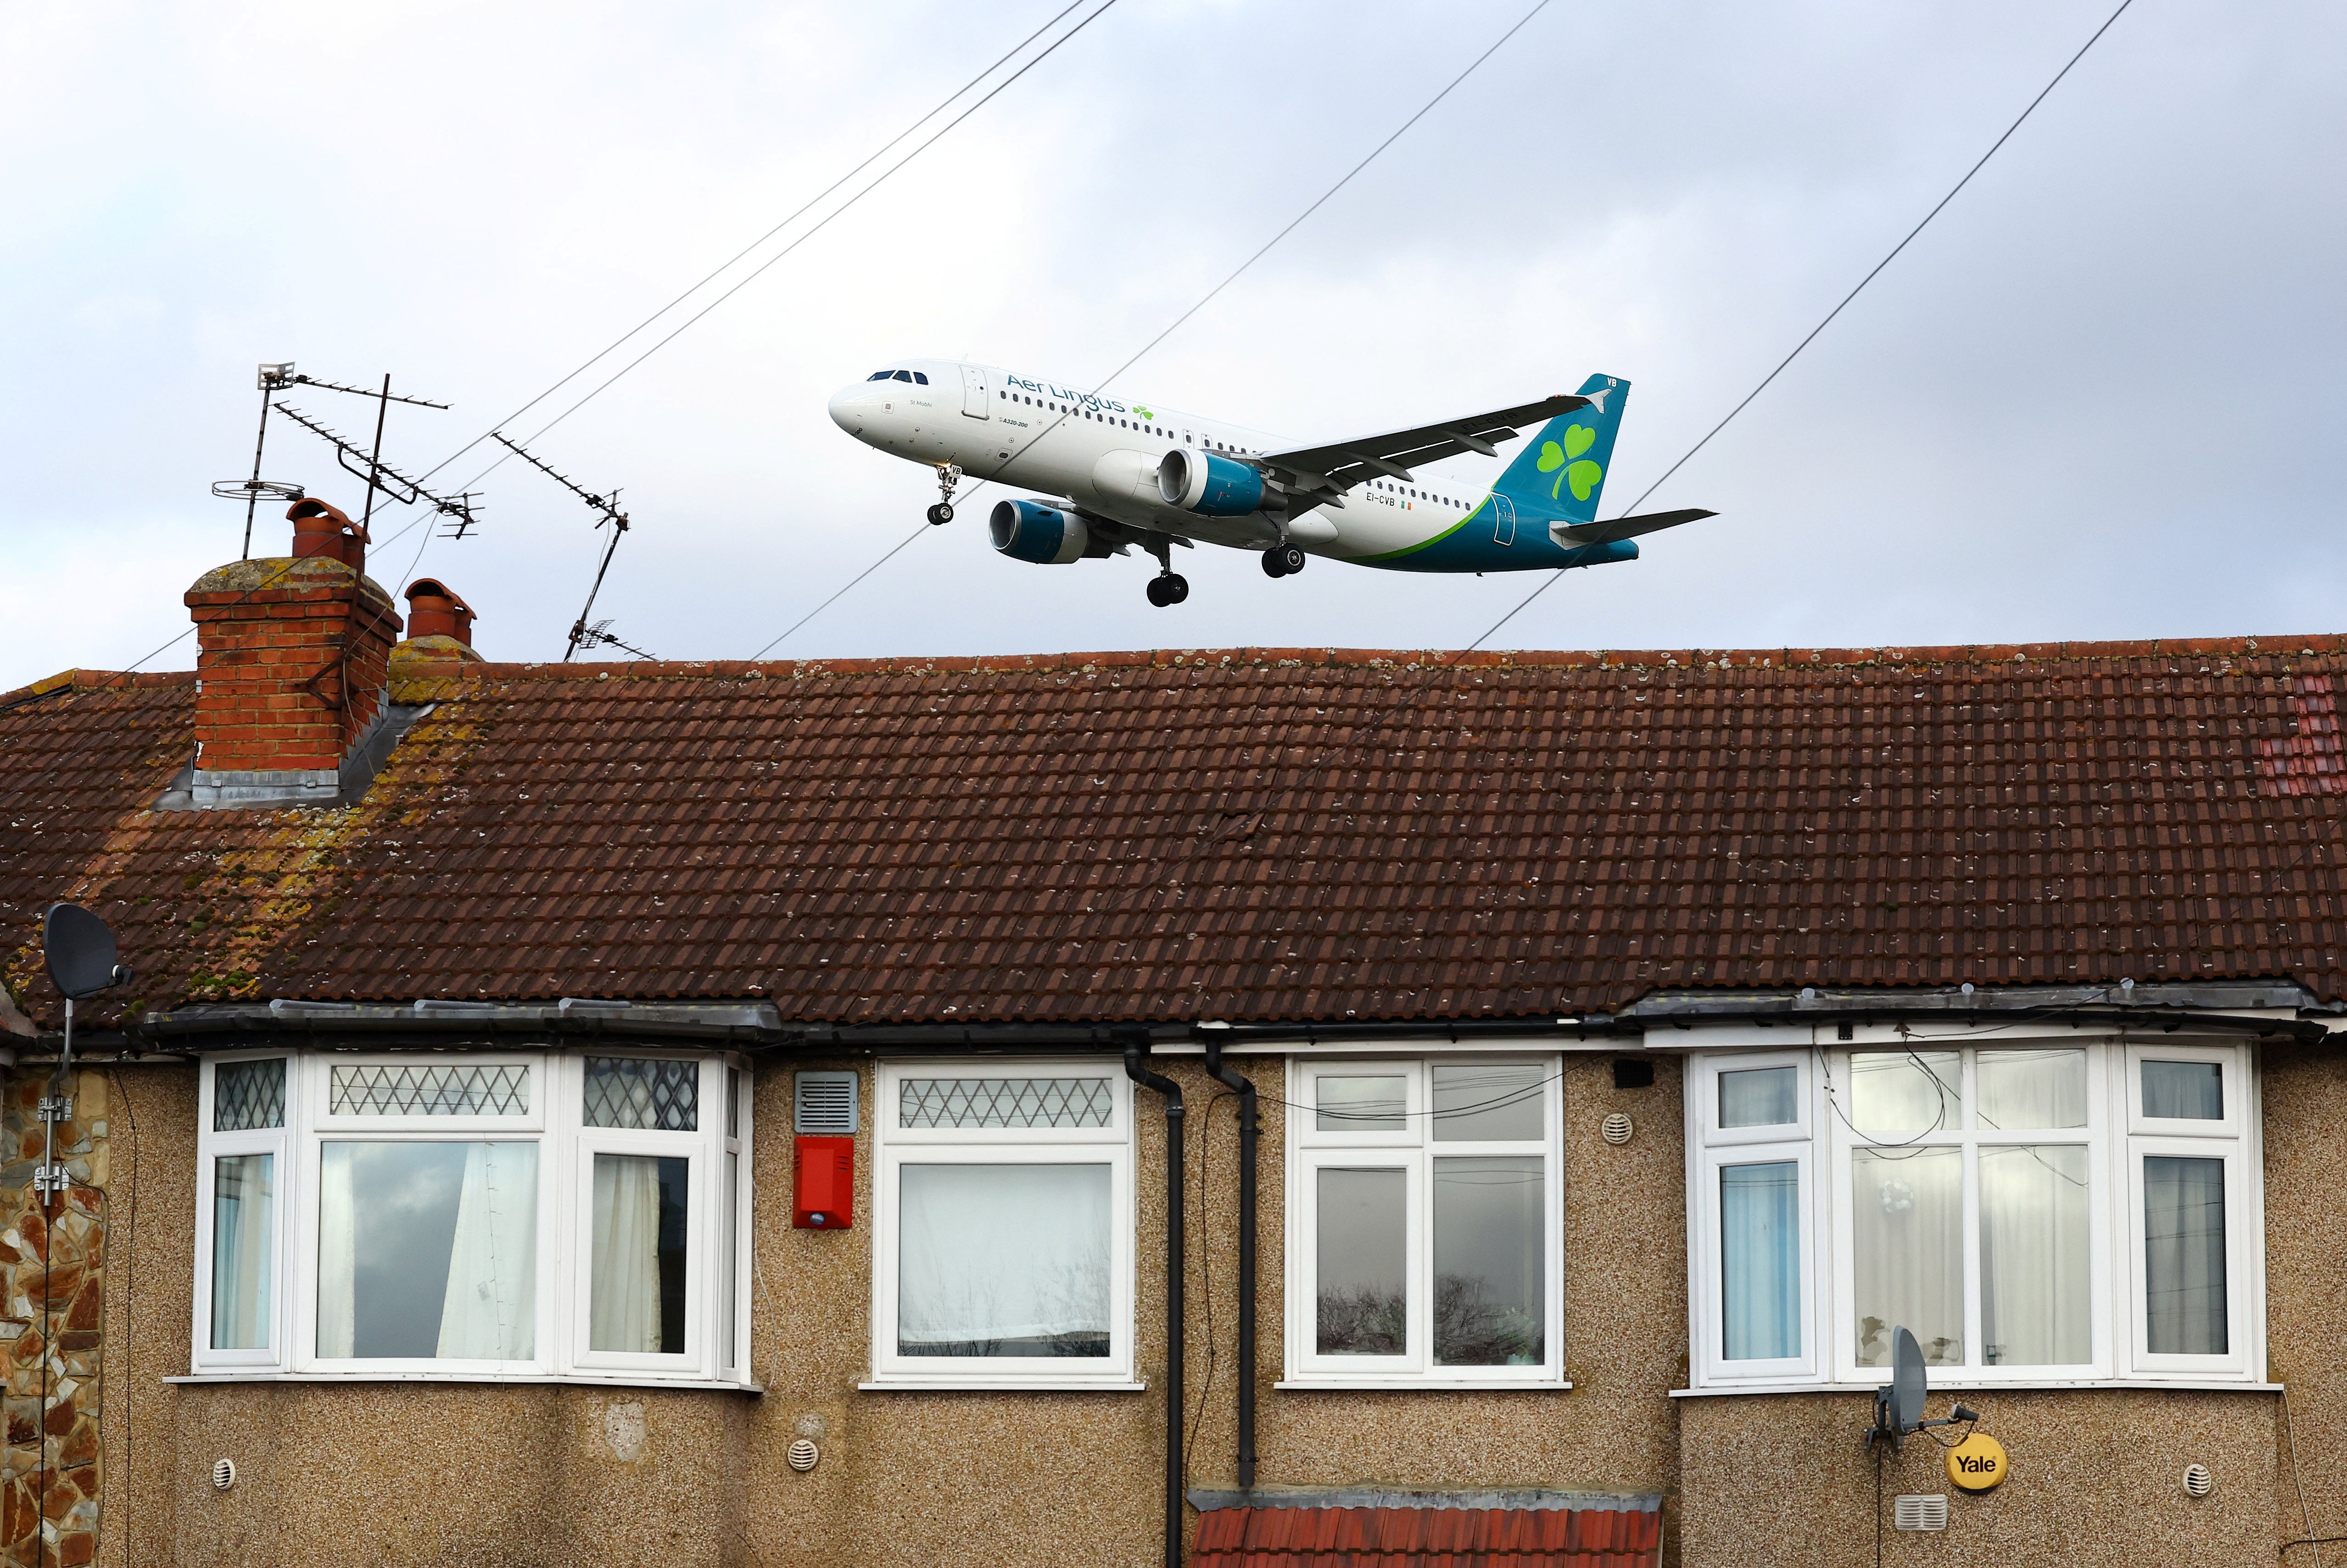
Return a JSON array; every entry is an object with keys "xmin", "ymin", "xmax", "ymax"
[{"xmin": 6, "ymin": 638, "xmax": 2347, "ymax": 1026}]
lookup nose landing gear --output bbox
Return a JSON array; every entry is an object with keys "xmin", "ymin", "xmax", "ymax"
[
  {"xmin": 1261, "ymin": 543, "xmax": 1307, "ymax": 578},
  {"xmin": 927, "ymin": 463, "xmax": 962, "ymax": 525}
]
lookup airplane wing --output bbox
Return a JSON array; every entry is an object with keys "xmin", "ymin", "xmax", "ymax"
[
  {"xmin": 1551, "ymin": 508, "xmax": 1717, "ymax": 546},
  {"xmin": 1258, "ymin": 393, "xmax": 1590, "ymax": 505}
]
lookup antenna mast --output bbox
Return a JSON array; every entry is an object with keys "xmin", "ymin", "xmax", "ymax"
[
  {"xmin": 272, "ymin": 400, "xmax": 481, "ymax": 538},
  {"xmin": 218, "ymin": 365, "xmax": 454, "ymax": 556},
  {"xmin": 489, "ymin": 432, "xmax": 647, "ymax": 661}
]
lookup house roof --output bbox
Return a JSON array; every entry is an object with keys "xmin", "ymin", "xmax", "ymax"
[
  {"xmin": 6, "ymin": 637, "xmax": 2347, "ymax": 1031},
  {"xmin": 1190, "ymin": 1501, "xmax": 1662, "ymax": 1568}
]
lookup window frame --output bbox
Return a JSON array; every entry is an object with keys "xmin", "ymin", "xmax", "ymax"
[
  {"xmin": 190, "ymin": 1048, "xmax": 752, "ymax": 1387},
  {"xmin": 1283, "ymin": 1055, "xmax": 1565, "ymax": 1388},
  {"xmin": 1688, "ymin": 1050, "xmax": 1821, "ymax": 1387},
  {"xmin": 2122, "ymin": 1043, "xmax": 2257, "ymax": 1377},
  {"xmin": 1684, "ymin": 1035, "xmax": 2264, "ymax": 1393},
  {"xmin": 192, "ymin": 1049, "xmax": 293, "ymax": 1369},
  {"xmin": 868, "ymin": 1059, "xmax": 1136, "ymax": 1389}
]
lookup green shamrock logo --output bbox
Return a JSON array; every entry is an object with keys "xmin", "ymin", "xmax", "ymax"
[
  {"xmin": 1535, "ymin": 422, "xmax": 1602, "ymax": 502},
  {"xmin": 1134, "ymin": 405, "xmax": 1154, "ymax": 419}
]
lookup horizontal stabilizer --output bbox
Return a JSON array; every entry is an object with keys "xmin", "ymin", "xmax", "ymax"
[{"xmin": 1551, "ymin": 508, "xmax": 1716, "ymax": 546}]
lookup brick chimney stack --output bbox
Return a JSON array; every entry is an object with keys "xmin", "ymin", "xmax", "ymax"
[{"xmin": 179, "ymin": 500, "xmax": 402, "ymax": 808}]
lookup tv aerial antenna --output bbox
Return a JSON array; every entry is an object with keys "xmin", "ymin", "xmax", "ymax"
[
  {"xmin": 272, "ymin": 398, "xmax": 483, "ymax": 540},
  {"xmin": 1863, "ymin": 1326, "xmax": 1980, "ymax": 1453},
  {"xmin": 488, "ymin": 431, "xmax": 650, "ymax": 661},
  {"xmin": 216, "ymin": 363, "xmax": 453, "ymax": 558},
  {"xmin": 36, "ymin": 903, "xmax": 134, "ymax": 1210}
]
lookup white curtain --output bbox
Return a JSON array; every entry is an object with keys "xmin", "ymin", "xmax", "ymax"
[
  {"xmin": 437, "ymin": 1144, "xmax": 539, "ymax": 1359},
  {"xmin": 898, "ymin": 1164, "xmax": 1112, "ymax": 1351},
  {"xmin": 1851, "ymin": 1147, "xmax": 1963, "ymax": 1365},
  {"xmin": 2146, "ymin": 1155, "xmax": 2229, "ymax": 1354},
  {"xmin": 317, "ymin": 1144, "xmax": 357, "ymax": 1357},
  {"xmin": 211, "ymin": 1154, "xmax": 274, "ymax": 1350},
  {"xmin": 1977, "ymin": 1050, "xmax": 2089, "ymax": 1131},
  {"xmin": 1979, "ymin": 1144, "xmax": 2090, "ymax": 1365},
  {"xmin": 592, "ymin": 1154, "xmax": 666, "ymax": 1353},
  {"xmin": 1720, "ymin": 1161, "xmax": 1799, "ymax": 1360}
]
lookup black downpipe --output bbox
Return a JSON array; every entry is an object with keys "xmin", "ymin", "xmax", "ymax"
[
  {"xmin": 1124, "ymin": 1042, "xmax": 1185, "ymax": 1568},
  {"xmin": 1201, "ymin": 1040, "xmax": 1257, "ymax": 1490}
]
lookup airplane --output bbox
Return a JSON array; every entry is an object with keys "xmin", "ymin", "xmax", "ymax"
[{"xmin": 826, "ymin": 362, "xmax": 1714, "ymax": 607}]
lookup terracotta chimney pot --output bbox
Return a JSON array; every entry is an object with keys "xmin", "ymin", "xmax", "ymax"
[
  {"xmin": 403, "ymin": 579, "xmax": 475, "ymax": 647},
  {"xmin": 289, "ymin": 497, "xmax": 369, "ymax": 575}
]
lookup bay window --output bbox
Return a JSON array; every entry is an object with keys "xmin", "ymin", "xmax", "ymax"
[
  {"xmin": 869, "ymin": 1062, "xmax": 1134, "ymax": 1388},
  {"xmin": 1285, "ymin": 1057, "xmax": 1563, "ymax": 1387},
  {"xmin": 1687, "ymin": 1037, "xmax": 2261, "ymax": 1391},
  {"xmin": 190, "ymin": 1050, "xmax": 753, "ymax": 1385}
]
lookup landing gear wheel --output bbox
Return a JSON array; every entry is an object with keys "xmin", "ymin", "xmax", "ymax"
[
  {"xmin": 928, "ymin": 462, "xmax": 963, "ymax": 527},
  {"xmin": 1146, "ymin": 573, "xmax": 1189, "ymax": 608},
  {"xmin": 926, "ymin": 502, "xmax": 955, "ymax": 526},
  {"xmin": 1262, "ymin": 543, "xmax": 1306, "ymax": 578}
]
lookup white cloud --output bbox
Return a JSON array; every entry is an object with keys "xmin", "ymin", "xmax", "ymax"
[{"xmin": 4, "ymin": 0, "xmax": 2343, "ymax": 693}]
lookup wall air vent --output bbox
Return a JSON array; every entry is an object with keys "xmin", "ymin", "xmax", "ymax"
[
  {"xmin": 2183, "ymin": 1463, "xmax": 2214, "ymax": 1498},
  {"xmin": 1893, "ymin": 1495, "xmax": 1948, "ymax": 1532},
  {"xmin": 1601, "ymin": 1112, "xmax": 1634, "ymax": 1145},
  {"xmin": 212, "ymin": 1458, "xmax": 237, "ymax": 1491},
  {"xmin": 795, "ymin": 1071, "xmax": 859, "ymax": 1135}
]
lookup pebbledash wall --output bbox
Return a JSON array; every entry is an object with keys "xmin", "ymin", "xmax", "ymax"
[{"xmin": 25, "ymin": 1038, "xmax": 2347, "ymax": 1567}]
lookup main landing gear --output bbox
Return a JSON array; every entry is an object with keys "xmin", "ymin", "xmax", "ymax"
[
  {"xmin": 1141, "ymin": 534, "xmax": 1188, "ymax": 608},
  {"xmin": 927, "ymin": 463, "xmax": 962, "ymax": 525},
  {"xmin": 1261, "ymin": 542, "xmax": 1307, "ymax": 578}
]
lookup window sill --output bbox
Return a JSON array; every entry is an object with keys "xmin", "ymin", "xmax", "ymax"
[
  {"xmin": 165, "ymin": 1371, "xmax": 764, "ymax": 1394},
  {"xmin": 858, "ymin": 1378, "xmax": 1147, "ymax": 1393},
  {"xmin": 1671, "ymin": 1379, "xmax": 2282, "ymax": 1397},
  {"xmin": 1275, "ymin": 1379, "xmax": 1572, "ymax": 1393}
]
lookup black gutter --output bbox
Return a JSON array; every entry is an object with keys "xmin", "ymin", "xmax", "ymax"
[
  {"xmin": 38, "ymin": 999, "xmax": 2332, "ymax": 1058},
  {"xmin": 1201, "ymin": 1038, "xmax": 1258, "ymax": 1491},
  {"xmin": 1123, "ymin": 1038, "xmax": 1185, "ymax": 1568}
]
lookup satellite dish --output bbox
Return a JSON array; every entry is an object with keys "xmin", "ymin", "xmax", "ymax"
[
  {"xmin": 42, "ymin": 903, "xmax": 131, "ymax": 1001},
  {"xmin": 1888, "ymin": 1326, "xmax": 1928, "ymax": 1434},
  {"xmin": 1867, "ymin": 1324, "xmax": 1981, "ymax": 1451}
]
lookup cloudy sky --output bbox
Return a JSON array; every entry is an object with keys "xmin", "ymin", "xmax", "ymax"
[{"xmin": 4, "ymin": 0, "xmax": 2341, "ymax": 691}]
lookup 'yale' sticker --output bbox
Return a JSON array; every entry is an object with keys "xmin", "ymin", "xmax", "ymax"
[{"xmin": 1946, "ymin": 1432, "xmax": 2009, "ymax": 1492}]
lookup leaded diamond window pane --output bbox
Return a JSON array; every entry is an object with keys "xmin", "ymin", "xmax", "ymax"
[
  {"xmin": 330, "ymin": 1062, "xmax": 531, "ymax": 1117},
  {"xmin": 214, "ymin": 1058, "xmax": 287, "ymax": 1132},
  {"xmin": 899, "ymin": 1077, "xmax": 1114, "ymax": 1130},
  {"xmin": 584, "ymin": 1057, "xmax": 699, "ymax": 1132}
]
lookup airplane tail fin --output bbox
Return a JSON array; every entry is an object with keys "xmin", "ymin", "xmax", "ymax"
[{"xmin": 1493, "ymin": 374, "xmax": 1628, "ymax": 522}]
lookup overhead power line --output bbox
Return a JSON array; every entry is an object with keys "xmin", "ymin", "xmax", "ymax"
[
  {"xmin": 988, "ymin": 0, "xmax": 2143, "ymax": 985},
  {"xmin": 727, "ymin": 0, "xmax": 1563, "ymax": 664},
  {"xmin": 64, "ymin": 1, "xmax": 1113, "ymax": 690}
]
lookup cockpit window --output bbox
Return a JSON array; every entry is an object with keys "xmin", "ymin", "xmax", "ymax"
[
  {"xmin": 911, "ymin": 372, "xmax": 929, "ymax": 385},
  {"xmin": 868, "ymin": 370, "xmax": 894, "ymax": 380},
  {"xmin": 893, "ymin": 370, "xmax": 915, "ymax": 383}
]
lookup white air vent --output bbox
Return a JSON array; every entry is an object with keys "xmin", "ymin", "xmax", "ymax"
[
  {"xmin": 1601, "ymin": 1112, "xmax": 1634, "ymax": 1145},
  {"xmin": 2183, "ymin": 1462, "xmax": 2214, "ymax": 1498},
  {"xmin": 788, "ymin": 1439, "xmax": 820, "ymax": 1473},
  {"xmin": 795, "ymin": 1071, "xmax": 858, "ymax": 1134},
  {"xmin": 1893, "ymin": 1495, "xmax": 1948, "ymax": 1532},
  {"xmin": 212, "ymin": 1458, "xmax": 236, "ymax": 1491}
]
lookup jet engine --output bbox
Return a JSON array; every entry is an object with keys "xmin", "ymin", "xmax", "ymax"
[
  {"xmin": 989, "ymin": 499, "xmax": 1089, "ymax": 564},
  {"xmin": 1157, "ymin": 448, "xmax": 1267, "ymax": 517}
]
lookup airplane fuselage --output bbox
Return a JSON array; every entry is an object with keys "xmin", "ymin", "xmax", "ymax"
[{"xmin": 827, "ymin": 358, "xmax": 1627, "ymax": 574}]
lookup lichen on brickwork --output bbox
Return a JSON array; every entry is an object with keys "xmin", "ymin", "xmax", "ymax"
[{"xmin": 0, "ymin": 1072, "xmax": 107, "ymax": 1568}]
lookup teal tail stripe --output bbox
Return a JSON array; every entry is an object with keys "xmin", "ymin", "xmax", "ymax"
[{"xmin": 1492, "ymin": 374, "xmax": 1629, "ymax": 524}]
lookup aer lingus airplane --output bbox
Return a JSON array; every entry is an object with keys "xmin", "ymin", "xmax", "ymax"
[{"xmin": 827, "ymin": 361, "xmax": 1713, "ymax": 607}]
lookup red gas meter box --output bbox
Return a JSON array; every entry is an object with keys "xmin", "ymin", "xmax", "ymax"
[{"xmin": 794, "ymin": 1135, "xmax": 855, "ymax": 1228}]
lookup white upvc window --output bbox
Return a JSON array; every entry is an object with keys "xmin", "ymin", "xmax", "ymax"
[
  {"xmin": 870, "ymin": 1060, "xmax": 1135, "ymax": 1388},
  {"xmin": 191, "ymin": 1049, "xmax": 753, "ymax": 1385},
  {"xmin": 1686, "ymin": 1036, "xmax": 2262, "ymax": 1391},
  {"xmin": 1688, "ymin": 1051, "xmax": 1820, "ymax": 1387},
  {"xmin": 1285, "ymin": 1056, "xmax": 1563, "ymax": 1387}
]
